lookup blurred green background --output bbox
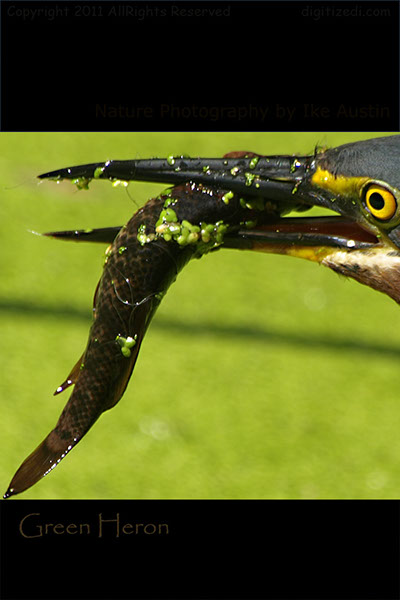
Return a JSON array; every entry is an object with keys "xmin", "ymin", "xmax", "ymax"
[{"xmin": 1, "ymin": 132, "xmax": 399, "ymax": 499}]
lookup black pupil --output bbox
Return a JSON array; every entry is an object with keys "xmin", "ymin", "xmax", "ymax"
[{"xmin": 369, "ymin": 192, "xmax": 385, "ymax": 211}]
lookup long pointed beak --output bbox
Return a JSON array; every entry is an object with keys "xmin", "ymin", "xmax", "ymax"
[
  {"xmin": 38, "ymin": 152, "xmax": 316, "ymax": 211},
  {"xmin": 38, "ymin": 144, "xmax": 400, "ymax": 308},
  {"xmin": 226, "ymin": 216, "xmax": 378, "ymax": 253},
  {"xmin": 38, "ymin": 151, "xmax": 381, "ymax": 253}
]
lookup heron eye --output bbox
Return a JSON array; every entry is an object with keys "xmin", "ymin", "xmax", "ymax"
[{"xmin": 365, "ymin": 185, "xmax": 397, "ymax": 221}]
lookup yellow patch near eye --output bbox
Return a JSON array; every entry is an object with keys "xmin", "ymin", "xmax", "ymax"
[
  {"xmin": 365, "ymin": 185, "xmax": 397, "ymax": 221},
  {"xmin": 311, "ymin": 168, "xmax": 368, "ymax": 197}
]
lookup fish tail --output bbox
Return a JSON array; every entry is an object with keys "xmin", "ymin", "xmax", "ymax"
[{"xmin": 3, "ymin": 429, "xmax": 79, "ymax": 498}]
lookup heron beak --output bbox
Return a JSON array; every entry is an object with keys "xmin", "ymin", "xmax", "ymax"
[
  {"xmin": 220, "ymin": 154, "xmax": 400, "ymax": 305},
  {"xmin": 39, "ymin": 151, "xmax": 400, "ymax": 302},
  {"xmin": 217, "ymin": 152, "xmax": 383, "ymax": 259},
  {"xmin": 38, "ymin": 151, "xmax": 379, "ymax": 252}
]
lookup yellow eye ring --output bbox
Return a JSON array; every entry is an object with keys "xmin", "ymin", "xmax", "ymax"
[{"xmin": 365, "ymin": 185, "xmax": 397, "ymax": 221}]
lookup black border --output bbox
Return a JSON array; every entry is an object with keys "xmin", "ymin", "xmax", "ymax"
[
  {"xmin": 1, "ymin": 0, "xmax": 399, "ymax": 131},
  {"xmin": 1, "ymin": 499, "xmax": 399, "ymax": 600},
  {"xmin": 1, "ymin": 2, "xmax": 400, "ymax": 599}
]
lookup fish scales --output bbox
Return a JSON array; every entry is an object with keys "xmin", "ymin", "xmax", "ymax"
[{"xmin": 4, "ymin": 182, "xmax": 258, "ymax": 497}]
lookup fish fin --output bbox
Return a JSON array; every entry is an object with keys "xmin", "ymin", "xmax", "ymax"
[
  {"xmin": 93, "ymin": 280, "xmax": 101, "ymax": 309},
  {"xmin": 54, "ymin": 353, "xmax": 85, "ymax": 395},
  {"xmin": 3, "ymin": 430, "xmax": 78, "ymax": 498},
  {"xmin": 105, "ymin": 302, "xmax": 151, "ymax": 411},
  {"xmin": 107, "ymin": 339, "xmax": 143, "ymax": 410}
]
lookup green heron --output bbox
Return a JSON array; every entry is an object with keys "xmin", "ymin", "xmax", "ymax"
[
  {"xmin": 40, "ymin": 134, "xmax": 400, "ymax": 303},
  {"xmin": 226, "ymin": 134, "xmax": 400, "ymax": 304},
  {"xmin": 5, "ymin": 134, "xmax": 400, "ymax": 498}
]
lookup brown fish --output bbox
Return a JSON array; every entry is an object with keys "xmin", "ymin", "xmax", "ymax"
[
  {"xmin": 5, "ymin": 176, "xmax": 277, "ymax": 498},
  {"xmin": 7, "ymin": 139, "xmax": 390, "ymax": 497}
]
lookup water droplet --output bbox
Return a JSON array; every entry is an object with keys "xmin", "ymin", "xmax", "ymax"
[{"xmin": 303, "ymin": 287, "xmax": 327, "ymax": 311}]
